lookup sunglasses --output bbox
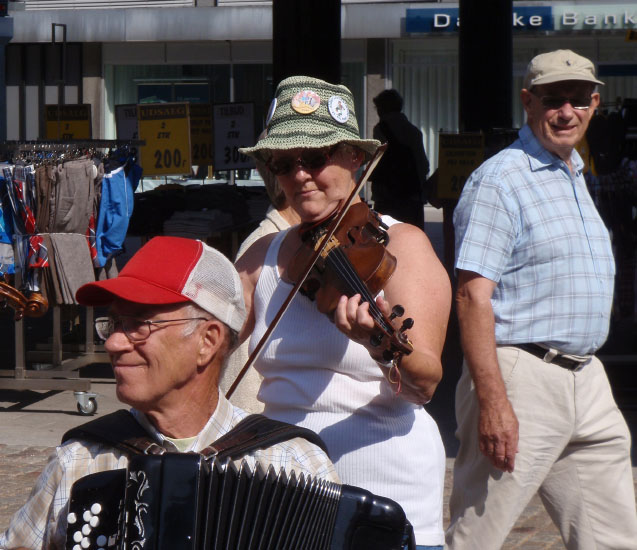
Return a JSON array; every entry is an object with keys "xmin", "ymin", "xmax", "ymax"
[
  {"xmin": 266, "ymin": 146, "xmax": 339, "ymax": 176},
  {"xmin": 533, "ymin": 93, "xmax": 593, "ymax": 111}
]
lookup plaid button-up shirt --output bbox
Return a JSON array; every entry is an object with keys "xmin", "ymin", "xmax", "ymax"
[
  {"xmin": 0, "ymin": 392, "xmax": 338, "ymax": 550},
  {"xmin": 454, "ymin": 124, "xmax": 615, "ymax": 355}
]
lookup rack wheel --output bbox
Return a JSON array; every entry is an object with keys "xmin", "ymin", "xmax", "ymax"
[{"xmin": 77, "ymin": 397, "xmax": 98, "ymax": 416}]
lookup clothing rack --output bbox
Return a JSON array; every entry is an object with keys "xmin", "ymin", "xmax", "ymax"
[
  {"xmin": 0, "ymin": 140, "xmax": 143, "ymax": 414},
  {"xmin": 1, "ymin": 139, "xmax": 146, "ymax": 151}
]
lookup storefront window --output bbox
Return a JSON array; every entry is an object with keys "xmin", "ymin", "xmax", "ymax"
[{"xmin": 106, "ymin": 64, "xmax": 272, "ymax": 139}]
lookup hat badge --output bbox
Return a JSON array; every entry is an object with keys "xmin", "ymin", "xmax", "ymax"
[
  {"xmin": 265, "ymin": 98, "xmax": 277, "ymax": 127},
  {"xmin": 328, "ymin": 95, "xmax": 349, "ymax": 123},
  {"xmin": 291, "ymin": 90, "xmax": 321, "ymax": 114}
]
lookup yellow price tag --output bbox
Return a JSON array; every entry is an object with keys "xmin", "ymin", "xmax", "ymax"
[
  {"xmin": 437, "ymin": 133, "xmax": 484, "ymax": 200},
  {"xmin": 138, "ymin": 103, "xmax": 192, "ymax": 176},
  {"xmin": 44, "ymin": 105, "xmax": 92, "ymax": 140},
  {"xmin": 189, "ymin": 104, "xmax": 213, "ymax": 166}
]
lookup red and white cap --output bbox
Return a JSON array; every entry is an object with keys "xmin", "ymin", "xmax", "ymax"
[{"xmin": 76, "ymin": 236, "xmax": 246, "ymax": 333}]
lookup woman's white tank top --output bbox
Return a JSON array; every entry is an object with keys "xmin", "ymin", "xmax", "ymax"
[{"xmin": 249, "ymin": 217, "xmax": 446, "ymax": 545}]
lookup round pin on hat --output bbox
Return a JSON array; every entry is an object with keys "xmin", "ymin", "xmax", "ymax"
[
  {"xmin": 328, "ymin": 95, "xmax": 349, "ymax": 123},
  {"xmin": 265, "ymin": 98, "xmax": 277, "ymax": 127},
  {"xmin": 291, "ymin": 90, "xmax": 321, "ymax": 114}
]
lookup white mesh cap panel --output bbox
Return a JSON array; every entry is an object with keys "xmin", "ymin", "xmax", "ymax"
[{"xmin": 181, "ymin": 242, "xmax": 247, "ymax": 333}]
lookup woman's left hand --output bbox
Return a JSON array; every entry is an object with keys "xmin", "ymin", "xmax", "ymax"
[{"xmin": 333, "ymin": 293, "xmax": 393, "ymax": 361}]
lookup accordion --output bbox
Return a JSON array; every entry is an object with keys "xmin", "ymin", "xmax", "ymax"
[{"xmin": 65, "ymin": 453, "xmax": 415, "ymax": 550}]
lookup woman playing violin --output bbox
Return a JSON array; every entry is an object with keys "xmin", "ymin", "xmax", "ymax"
[{"xmin": 236, "ymin": 76, "xmax": 451, "ymax": 549}]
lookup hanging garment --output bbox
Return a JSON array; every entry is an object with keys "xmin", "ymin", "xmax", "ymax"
[
  {"xmin": 95, "ymin": 161, "xmax": 142, "ymax": 268},
  {"xmin": 51, "ymin": 159, "xmax": 97, "ymax": 234},
  {"xmin": 0, "ymin": 168, "xmax": 15, "ymax": 275}
]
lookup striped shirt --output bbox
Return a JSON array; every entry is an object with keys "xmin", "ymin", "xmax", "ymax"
[
  {"xmin": 454, "ymin": 124, "xmax": 615, "ymax": 355},
  {"xmin": 0, "ymin": 392, "xmax": 338, "ymax": 550}
]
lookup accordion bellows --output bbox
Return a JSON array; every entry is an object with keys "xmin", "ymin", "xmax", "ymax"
[{"xmin": 65, "ymin": 453, "xmax": 415, "ymax": 550}]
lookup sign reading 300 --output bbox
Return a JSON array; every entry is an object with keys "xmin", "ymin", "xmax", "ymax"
[{"xmin": 138, "ymin": 103, "xmax": 192, "ymax": 176}]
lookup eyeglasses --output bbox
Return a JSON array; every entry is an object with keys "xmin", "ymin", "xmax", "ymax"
[
  {"xmin": 533, "ymin": 93, "xmax": 593, "ymax": 111},
  {"xmin": 266, "ymin": 146, "xmax": 339, "ymax": 176},
  {"xmin": 95, "ymin": 315, "xmax": 208, "ymax": 342}
]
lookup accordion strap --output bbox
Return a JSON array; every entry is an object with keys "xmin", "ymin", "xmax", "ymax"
[
  {"xmin": 200, "ymin": 414, "xmax": 329, "ymax": 460},
  {"xmin": 61, "ymin": 409, "xmax": 165, "ymax": 456},
  {"xmin": 61, "ymin": 410, "xmax": 329, "ymax": 460}
]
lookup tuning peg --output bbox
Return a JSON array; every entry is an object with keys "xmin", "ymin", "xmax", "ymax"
[
  {"xmin": 400, "ymin": 318, "xmax": 414, "ymax": 332},
  {"xmin": 389, "ymin": 305, "xmax": 405, "ymax": 321}
]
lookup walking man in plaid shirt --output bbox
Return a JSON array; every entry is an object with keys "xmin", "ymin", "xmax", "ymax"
[{"xmin": 447, "ymin": 49, "xmax": 637, "ymax": 550}]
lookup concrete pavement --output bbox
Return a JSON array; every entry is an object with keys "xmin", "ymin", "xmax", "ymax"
[{"xmin": 2, "ymin": 377, "xmax": 628, "ymax": 549}]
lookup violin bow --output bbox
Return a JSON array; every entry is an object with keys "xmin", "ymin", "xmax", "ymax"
[{"xmin": 226, "ymin": 143, "xmax": 388, "ymax": 399}]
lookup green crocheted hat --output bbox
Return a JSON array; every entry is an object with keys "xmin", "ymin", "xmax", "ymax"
[{"xmin": 240, "ymin": 75, "xmax": 380, "ymax": 161}]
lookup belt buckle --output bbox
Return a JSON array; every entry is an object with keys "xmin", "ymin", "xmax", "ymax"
[
  {"xmin": 544, "ymin": 349, "xmax": 584, "ymax": 371},
  {"xmin": 541, "ymin": 348, "xmax": 558, "ymax": 363}
]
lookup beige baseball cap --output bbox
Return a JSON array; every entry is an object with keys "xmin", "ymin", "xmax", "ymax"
[{"xmin": 523, "ymin": 49, "xmax": 604, "ymax": 90}]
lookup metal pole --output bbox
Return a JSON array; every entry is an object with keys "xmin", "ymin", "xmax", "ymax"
[
  {"xmin": 228, "ymin": 41, "xmax": 235, "ymax": 185},
  {"xmin": 52, "ymin": 23, "xmax": 67, "ymax": 105}
]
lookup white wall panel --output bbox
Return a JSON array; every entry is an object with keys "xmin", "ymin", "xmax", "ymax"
[
  {"xmin": 64, "ymin": 86, "xmax": 78, "ymax": 104},
  {"xmin": 25, "ymin": 86, "xmax": 40, "ymax": 140},
  {"xmin": 44, "ymin": 85, "xmax": 58, "ymax": 105},
  {"xmin": 6, "ymin": 87, "xmax": 20, "ymax": 140},
  {"xmin": 393, "ymin": 43, "xmax": 458, "ymax": 173}
]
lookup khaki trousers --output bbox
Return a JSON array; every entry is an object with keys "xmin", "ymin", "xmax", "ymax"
[{"xmin": 446, "ymin": 347, "xmax": 637, "ymax": 550}]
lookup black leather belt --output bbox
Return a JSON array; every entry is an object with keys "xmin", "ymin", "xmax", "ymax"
[{"xmin": 516, "ymin": 343, "xmax": 585, "ymax": 370}]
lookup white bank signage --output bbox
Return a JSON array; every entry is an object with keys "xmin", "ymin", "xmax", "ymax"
[
  {"xmin": 554, "ymin": 5, "xmax": 637, "ymax": 30},
  {"xmin": 406, "ymin": 4, "xmax": 637, "ymax": 33}
]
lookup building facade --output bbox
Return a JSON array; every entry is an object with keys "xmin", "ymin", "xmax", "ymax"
[{"xmin": 3, "ymin": 0, "xmax": 637, "ymax": 170}]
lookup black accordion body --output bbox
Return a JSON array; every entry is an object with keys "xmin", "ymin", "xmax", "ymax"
[{"xmin": 65, "ymin": 453, "xmax": 415, "ymax": 550}]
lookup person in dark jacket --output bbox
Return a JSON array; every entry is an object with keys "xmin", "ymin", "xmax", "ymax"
[{"xmin": 371, "ymin": 89, "xmax": 430, "ymax": 230}]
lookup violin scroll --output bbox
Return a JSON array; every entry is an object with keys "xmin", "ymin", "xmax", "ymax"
[
  {"xmin": 0, "ymin": 280, "xmax": 28, "ymax": 320},
  {"xmin": 0, "ymin": 280, "xmax": 49, "ymax": 320},
  {"xmin": 369, "ymin": 302, "xmax": 414, "ymax": 362},
  {"xmin": 25, "ymin": 292, "xmax": 49, "ymax": 318}
]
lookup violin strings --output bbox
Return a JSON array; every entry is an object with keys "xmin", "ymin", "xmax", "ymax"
[{"xmin": 326, "ymin": 247, "xmax": 392, "ymax": 332}]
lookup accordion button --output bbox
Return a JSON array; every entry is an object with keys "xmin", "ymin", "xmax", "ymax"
[
  {"xmin": 67, "ymin": 512, "xmax": 77, "ymax": 524},
  {"xmin": 73, "ymin": 545, "xmax": 81, "ymax": 550},
  {"xmin": 97, "ymin": 535, "xmax": 107, "ymax": 546},
  {"xmin": 73, "ymin": 531, "xmax": 83, "ymax": 543},
  {"xmin": 81, "ymin": 537, "xmax": 90, "ymax": 548},
  {"xmin": 90, "ymin": 516, "xmax": 100, "ymax": 528},
  {"xmin": 91, "ymin": 503, "xmax": 102, "ymax": 515},
  {"xmin": 82, "ymin": 524, "xmax": 91, "ymax": 536},
  {"xmin": 83, "ymin": 511, "xmax": 93, "ymax": 522}
]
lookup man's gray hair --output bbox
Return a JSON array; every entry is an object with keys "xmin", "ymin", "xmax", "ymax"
[{"xmin": 181, "ymin": 303, "xmax": 240, "ymax": 361}]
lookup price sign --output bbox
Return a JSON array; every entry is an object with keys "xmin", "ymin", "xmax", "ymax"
[
  {"xmin": 189, "ymin": 103, "xmax": 214, "ymax": 167},
  {"xmin": 138, "ymin": 103, "xmax": 191, "ymax": 176},
  {"xmin": 213, "ymin": 103, "xmax": 255, "ymax": 170},
  {"xmin": 437, "ymin": 133, "xmax": 484, "ymax": 200},
  {"xmin": 115, "ymin": 104, "xmax": 139, "ymax": 141},
  {"xmin": 45, "ymin": 104, "xmax": 92, "ymax": 140}
]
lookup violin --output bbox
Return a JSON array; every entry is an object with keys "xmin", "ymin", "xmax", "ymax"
[
  {"xmin": 288, "ymin": 201, "xmax": 414, "ymax": 362},
  {"xmin": 0, "ymin": 278, "xmax": 48, "ymax": 320}
]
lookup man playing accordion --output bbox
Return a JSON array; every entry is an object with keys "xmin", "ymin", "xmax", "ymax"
[{"xmin": 0, "ymin": 237, "xmax": 337, "ymax": 550}]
